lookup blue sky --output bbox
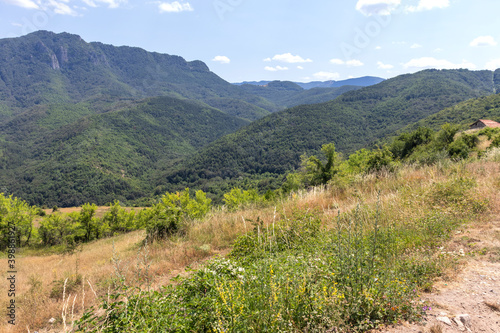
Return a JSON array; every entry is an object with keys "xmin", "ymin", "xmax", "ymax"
[{"xmin": 1, "ymin": 0, "xmax": 500, "ymax": 83}]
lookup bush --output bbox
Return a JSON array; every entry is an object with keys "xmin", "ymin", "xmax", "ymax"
[{"xmin": 145, "ymin": 189, "xmax": 212, "ymax": 241}]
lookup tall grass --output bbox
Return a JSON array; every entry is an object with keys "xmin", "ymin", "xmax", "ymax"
[{"xmin": 76, "ymin": 162, "xmax": 496, "ymax": 332}]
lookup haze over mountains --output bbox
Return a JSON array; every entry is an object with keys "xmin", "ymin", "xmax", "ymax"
[{"xmin": 1, "ymin": 31, "xmax": 499, "ymax": 206}]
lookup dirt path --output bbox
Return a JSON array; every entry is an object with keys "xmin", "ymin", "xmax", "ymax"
[{"xmin": 377, "ymin": 215, "xmax": 500, "ymax": 333}]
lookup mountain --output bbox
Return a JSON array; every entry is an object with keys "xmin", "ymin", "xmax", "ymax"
[
  {"xmin": 0, "ymin": 31, "xmax": 277, "ymax": 122},
  {"xmin": 238, "ymin": 81, "xmax": 363, "ymax": 108},
  {"xmin": 401, "ymin": 91, "xmax": 500, "ymax": 132},
  {"xmin": 159, "ymin": 69, "xmax": 499, "ymax": 194},
  {"xmin": 0, "ymin": 96, "xmax": 249, "ymax": 206},
  {"xmin": 233, "ymin": 76, "xmax": 385, "ymax": 90},
  {"xmin": 296, "ymin": 76, "xmax": 386, "ymax": 89}
]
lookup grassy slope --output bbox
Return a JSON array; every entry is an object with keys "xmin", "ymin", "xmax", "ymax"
[{"xmin": 3, "ymin": 156, "xmax": 499, "ymax": 332}]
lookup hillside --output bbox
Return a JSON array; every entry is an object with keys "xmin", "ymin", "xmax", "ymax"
[
  {"xmin": 160, "ymin": 69, "xmax": 499, "ymax": 193},
  {"xmin": 0, "ymin": 96, "xmax": 249, "ymax": 206},
  {"xmin": 402, "ymin": 91, "xmax": 500, "ymax": 132},
  {"xmin": 233, "ymin": 76, "xmax": 385, "ymax": 89},
  {"xmin": 0, "ymin": 31, "xmax": 276, "ymax": 122},
  {"xmin": 238, "ymin": 81, "xmax": 363, "ymax": 108}
]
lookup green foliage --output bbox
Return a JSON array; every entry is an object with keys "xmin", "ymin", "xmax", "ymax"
[
  {"xmin": 302, "ymin": 143, "xmax": 342, "ymax": 186},
  {"xmin": 391, "ymin": 127, "xmax": 434, "ymax": 159},
  {"xmin": 145, "ymin": 189, "xmax": 212, "ymax": 241},
  {"xmin": 101, "ymin": 201, "xmax": 136, "ymax": 235},
  {"xmin": 223, "ymin": 188, "xmax": 264, "ymax": 211},
  {"xmin": 366, "ymin": 147, "xmax": 394, "ymax": 172},
  {"xmin": 0, "ymin": 193, "xmax": 36, "ymax": 249}
]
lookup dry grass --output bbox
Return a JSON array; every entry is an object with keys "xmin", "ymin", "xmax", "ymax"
[
  {"xmin": 2, "ymin": 159, "xmax": 499, "ymax": 332},
  {"xmin": 484, "ymin": 301, "xmax": 500, "ymax": 312},
  {"xmin": 428, "ymin": 323, "xmax": 443, "ymax": 333}
]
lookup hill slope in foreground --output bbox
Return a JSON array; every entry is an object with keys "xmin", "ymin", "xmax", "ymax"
[{"xmin": 2, "ymin": 154, "xmax": 499, "ymax": 332}]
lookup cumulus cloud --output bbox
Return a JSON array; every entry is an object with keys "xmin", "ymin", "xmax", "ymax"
[
  {"xmin": 313, "ymin": 71, "xmax": 340, "ymax": 80},
  {"xmin": 403, "ymin": 57, "xmax": 476, "ymax": 70},
  {"xmin": 269, "ymin": 53, "xmax": 312, "ymax": 64},
  {"xmin": 264, "ymin": 66, "xmax": 289, "ymax": 72},
  {"xmin": 159, "ymin": 1, "xmax": 193, "ymax": 13},
  {"xmin": 470, "ymin": 36, "xmax": 497, "ymax": 47},
  {"xmin": 82, "ymin": 0, "xmax": 126, "ymax": 8},
  {"xmin": 377, "ymin": 61, "xmax": 394, "ymax": 70},
  {"xmin": 347, "ymin": 59, "xmax": 364, "ymax": 67},
  {"xmin": 410, "ymin": 43, "xmax": 422, "ymax": 49},
  {"xmin": 375, "ymin": 46, "xmax": 382, "ymax": 50},
  {"xmin": 355, "ymin": 0, "xmax": 400, "ymax": 16},
  {"xmin": 212, "ymin": 56, "xmax": 230, "ymax": 64},
  {"xmin": 46, "ymin": 0, "xmax": 78, "ymax": 15},
  {"xmin": 3, "ymin": 0, "xmax": 39, "ymax": 9},
  {"xmin": 486, "ymin": 59, "xmax": 500, "ymax": 70},
  {"xmin": 406, "ymin": 0, "xmax": 449, "ymax": 12},
  {"xmin": 4, "ymin": 0, "xmax": 127, "ymax": 14},
  {"xmin": 297, "ymin": 66, "xmax": 304, "ymax": 70},
  {"xmin": 330, "ymin": 58, "xmax": 364, "ymax": 67}
]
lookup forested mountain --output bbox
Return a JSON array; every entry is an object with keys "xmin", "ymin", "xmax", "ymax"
[
  {"xmin": 160, "ymin": 69, "xmax": 499, "ymax": 193},
  {"xmin": 401, "ymin": 91, "xmax": 500, "ymax": 132},
  {"xmin": 0, "ymin": 96, "xmax": 249, "ymax": 206},
  {"xmin": 296, "ymin": 76, "xmax": 385, "ymax": 89},
  {"xmin": 238, "ymin": 81, "xmax": 363, "ymax": 108},
  {"xmin": 0, "ymin": 31, "xmax": 276, "ymax": 122},
  {"xmin": 233, "ymin": 76, "xmax": 385, "ymax": 89}
]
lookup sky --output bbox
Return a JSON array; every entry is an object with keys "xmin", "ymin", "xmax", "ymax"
[{"xmin": 0, "ymin": 0, "xmax": 500, "ymax": 83}]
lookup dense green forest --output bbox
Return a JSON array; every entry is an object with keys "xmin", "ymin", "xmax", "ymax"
[
  {"xmin": 2, "ymin": 32, "xmax": 500, "ymax": 207},
  {"xmin": 0, "ymin": 97, "xmax": 249, "ymax": 206},
  {"xmin": 0, "ymin": 30, "xmax": 277, "ymax": 122},
  {"xmin": 158, "ymin": 69, "xmax": 500, "ymax": 197},
  {"xmin": 238, "ymin": 81, "xmax": 363, "ymax": 108}
]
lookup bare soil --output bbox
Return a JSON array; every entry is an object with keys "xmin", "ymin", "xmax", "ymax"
[{"xmin": 376, "ymin": 215, "xmax": 500, "ymax": 333}]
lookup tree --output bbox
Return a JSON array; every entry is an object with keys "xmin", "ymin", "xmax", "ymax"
[{"xmin": 302, "ymin": 143, "xmax": 341, "ymax": 186}]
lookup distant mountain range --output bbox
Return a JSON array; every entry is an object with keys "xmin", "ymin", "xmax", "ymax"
[
  {"xmin": 233, "ymin": 76, "xmax": 385, "ymax": 89},
  {"xmin": 1, "ymin": 31, "xmax": 499, "ymax": 206}
]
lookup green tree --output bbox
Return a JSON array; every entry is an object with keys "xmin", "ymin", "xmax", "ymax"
[
  {"xmin": 0, "ymin": 193, "xmax": 36, "ymax": 249},
  {"xmin": 302, "ymin": 143, "xmax": 341, "ymax": 186}
]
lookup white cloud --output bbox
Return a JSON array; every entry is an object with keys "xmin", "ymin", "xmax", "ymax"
[
  {"xmin": 313, "ymin": 71, "xmax": 340, "ymax": 80},
  {"xmin": 263, "ymin": 57, "xmax": 272, "ymax": 62},
  {"xmin": 159, "ymin": 1, "xmax": 193, "ymax": 13},
  {"xmin": 82, "ymin": 0, "xmax": 126, "ymax": 8},
  {"xmin": 212, "ymin": 56, "xmax": 230, "ymax": 64},
  {"xmin": 356, "ymin": 0, "xmax": 400, "ymax": 16},
  {"xmin": 330, "ymin": 58, "xmax": 363, "ymax": 67},
  {"xmin": 377, "ymin": 61, "xmax": 394, "ymax": 70},
  {"xmin": 375, "ymin": 46, "xmax": 382, "ymax": 50},
  {"xmin": 297, "ymin": 66, "xmax": 304, "ymax": 70},
  {"xmin": 470, "ymin": 36, "xmax": 497, "ymax": 47},
  {"xmin": 270, "ymin": 53, "xmax": 312, "ymax": 63},
  {"xmin": 403, "ymin": 57, "xmax": 476, "ymax": 70},
  {"xmin": 346, "ymin": 59, "xmax": 364, "ymax": 67},
  {"xmin": 46, "ymin": 0, "xmax": 78, "ymax": 15},
  {"xmin": 406, "ymin": 0, "xmax": 449, "ymax": 12},
  {"xmin": 410, "ymin": 43, "xmax": 422, "ymax": 49},
  {"xmin": 264, "ymin": 66, "xmax": 288, "ymax": 72},
  {"xmin": 3, "ymin": 0, "xmax": 39, "ymax": 9},
  {"xmin": 434, "ymin": 48, "xmax": 444, "ymax": 53},
  {"xmin": 486, "ymin": 59, "xmax": 500, "ymax": 70},
  {"xmin": 330, "ymin": 58, "xmax": 345, "ymax": 65}
]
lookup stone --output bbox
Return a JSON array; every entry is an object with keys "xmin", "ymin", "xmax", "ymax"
[
  {"xmin": 456, "ymin": 314, "xmax": 471, "ymax": 326},
  {"xmin": 48, "ymin": 317, "xmax": 56, "ymax": 324},
  {"xmin": 437, "ymin": 316, "xmax": 453, "ymax": 326}
]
